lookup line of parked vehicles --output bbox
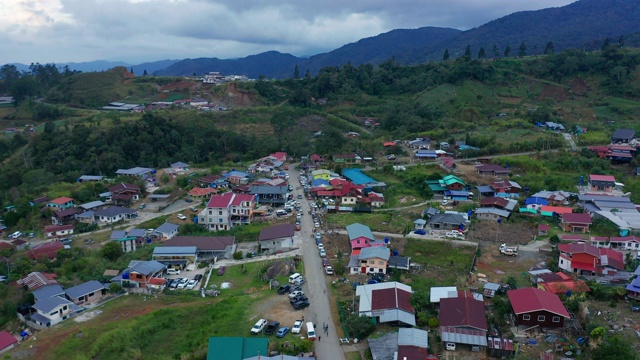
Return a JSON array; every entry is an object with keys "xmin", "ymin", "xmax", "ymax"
[
  {"xmin": 250, "ymin": 318, "xmax": 316, "ymax": 340},
  {"xmin": 165, "ymin": 270, "xmax": 204, "ymax": 290},
  {"xmin": 277, "ymin": 273, "xmax": 310, "ymax": 310}
]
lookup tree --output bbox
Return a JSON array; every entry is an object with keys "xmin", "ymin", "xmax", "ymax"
[
  {"xmin": 129, "ymin": 67, "xmax": 134, "ymax": 74},
  {"xmin": 618, "ymin": 35, "xmax": 625, "ymax": 48},
  {"xmin": 345, "ymin": 315, "xmax": 375, "ymax": 339},
  {"xmin": 592, "ymin": 336, "xmax": 639, "ymax": 360},
  {"xmin": 443, "ymin": 49, "xmax": 450, "ymax": 60},
  {"xmin": 101, "ymin": 241, "xmax": 123, "ymax": 261},
  {"xmin": 304, "ymin": 69, "xmax": 311, "ymax": 79},
  {"xmin": 602, "ymin": 38, "xmax": 611, "ymax": 51},
  {"xmin": 492, "ymin": 44, "xmax": 499, "ymax": 58},
  {"xmin": 504, "ymin": 45, "xmax": 511, "ymax": 57},
  {"xmin": 463, "ymin": 45, "xmax": 471, "ymax": 60},
  {"xmin": 519, "ymin": 42, "xmax": 527, "ymax": 57},
  {"xmin": 143, "ymin": 69, "xmax": 148, "ymax": 76},
  {"xmin": 544, "ymin": 41, "xmax": 555, "ymax": 55},
  {"xmin": 478, "ymin": 47, "xmax": 486, "ymax": 59},
  {"xmin": 293, "ymin": 65, "xmax": 300, "ymax": 79}
]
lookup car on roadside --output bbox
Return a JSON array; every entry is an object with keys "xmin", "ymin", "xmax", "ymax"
[
  {"xmin": 217, "ymin": 266, "xmax": 226, "ymax": 276},
  {"xmin": 322, "ymin": 258, "xmax": 329, "ymax": 267},
  {"xmin": 288, "ymin": 286, "xmax": 302, "ymax": 293},
  {"xmin": 325, "ymin": 266, "xmax": 334, "ymax": 275},
  {"xmin": 294, "ymin": 278, "xmax": 305, "ymax": 285},
  {"xmin": 291, "ymin": 320, "xmax": 303, "ymax": 334},
  {"xmin": 184, "ymin": 198, "xmax": 193, "ymax": 203},
  {"xmin": 293, "ymin": 300, "xmax": 310, "ymax": 310},
  {"xmin": 139, "ymin": 203, "xmax": 146, "ymax": 209},
  {"xmin": 277, "ymin": 285, "xmax": 291, "ymax": 295},
  {"xmin": 169, "ymin": 279, "xmax": 180, "ymax": 289},
  {"xmin": 317, "ymin": 243, "xmax": 324, "ymax": 251},
  {"xmin": 290, "ymin": 295, "xmax": 308, "ymax": 304},
  {"xmin": 276, "ymin": 326, "xmax": 290, "ymax": 338},
  {"xmin": 186, "ymin": 279, "xmax": 198, "ymax": 289},
  {"xmin": 264, "ymin": 321, "xmax": 280, "ymax": 335},
  {"xmin": 194, "ymin": 274, "xmax": 203, "ymax": 282},
  {"xmin": 250, "ymin": 319, "xmax": 268, "ymax": 334},
  {"xmin": 59, "ymin": 238, "xmax": 72, "ymax": 245},
  {"xmin": 177, "ymin": 213, "xmax": 187, "ymax": 220},
  {"xmin": 632, "ymin": 306, "xmax": 640, "ymax": 313},
  {"xmin": 165, "ymin": 278, "xmax": 175, "ymax": 288},
  {"xmin": 442, "ymin": 200, "xmax": 449, "ymax": 206},
  {"xmin": 314, "ymin": 222, "xmax": 320, "ymax": 228},
  {"xmin": 297, "ymin": 194, "xmax": 303, "ymax": 199},
  {"xmin": 319, "ymin": 249, "xmax": 326, "ymax": 257}
]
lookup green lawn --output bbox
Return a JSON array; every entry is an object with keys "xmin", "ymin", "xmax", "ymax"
[
  {"xmin": 46, "ymin": 260, "xmax": 304, "ymax": 360},
  {"xmin": 326, "ymin": 212, "xmax": 414, "ymax": 234}
]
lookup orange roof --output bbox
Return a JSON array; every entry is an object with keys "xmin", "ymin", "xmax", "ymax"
[
  {"xmin": 50, "ymin": 197, "xmax": 74, "ymax": 205},
  {"xmin": 189, "ymin": 187, "xmax": 217, "ymax": 196},
  {"xmin": 539, "ymin": 280, "xmax": 590, "ymax": 294},
  {"xmin": 540, "ymin": 205, "xmax": 573, "ymax": 214},
  {"xmin": 148, "ymin": 278, "xmax": 166, "ymax": 286}
]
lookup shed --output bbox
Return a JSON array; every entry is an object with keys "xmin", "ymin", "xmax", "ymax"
[{"xmin": 483, "ymin": 282, "xmax": 501, "ymax": 298}]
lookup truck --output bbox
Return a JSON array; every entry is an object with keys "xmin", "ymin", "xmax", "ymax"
[{"xmin": 499, "ymin": 243, "xmax": 518, "ymax": 256}]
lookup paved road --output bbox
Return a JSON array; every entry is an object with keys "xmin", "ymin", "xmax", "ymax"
[{"xmin": 286, "ymin": 165, "xmax": 345, "ymax": 360}]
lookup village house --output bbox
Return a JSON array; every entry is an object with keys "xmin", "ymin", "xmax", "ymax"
[
  {"xmin": 476, "ymin": 164, "xmax": 510, "ymax": 176},
  {"xmin": 592, "ymin": 236, "xmax": 640, "ymax": 251},
  {"xmin": 50, "ymin": 207, "xmax": 78, "ymax": 225},
  {"xmin": 110, "ymin": 228, "xmax": 147, "ymax": 253},
  {"xmin": 490, "ymin": 180, "xmax": 522, "ymax": 198},
  {"xmin": 110, "ymin": 260, "xmax": 166, "ymax": 290},
  {"xmin": 188, "ymin": 187, "xmax": 218, "ymax": 200},
  {"xmin": 525, "ymin": 197, "xmax": 548, "ymax": 211},
  {"xmin": 349, "ymin": 246, "xmax": 391, "ymax": 275},
  {"xmin": 611, "ymin": 128, "xmax": 635, "ymax": 143},
  {"xmin": 258, "ymin": 224, "xmax": 295, "ymax": 254},
  {"xmin": 427, "ymin": 213, "xmax": 468, "ymax": 231},
  {"xmin": 198, "ymin": 193, "xmax": 256, "ymax": 231},
  {"xmin": 346, "ymin": 223, "xmax": 385, "ymax": 253},
  {"xmin": 356, "ymin": 282, "xmax": 415, "ymax": 326},
  {"xmin": 537, "ymin": 272, "xmax": 590, "ymax": 295},
  {"xmin": 78, "ymin": 200, "xmax": 106, "ymax": 212},
  {"xmin": 0, "ymin": 331, "xmax": 18, "ymax": 355},
  {"xmin": 531, "ymin": 190, "xmax": 572, "ymax": 206},
  {"xmin": 333, "ymin": 153, "xmax": 359, "ymax": 163},
  {"xmin": 561, "ymin": 213, "xmax": 592, "ymax": 233},
  {"xmin": 164, "ymin": 236, "xmax": 237, "ymax": 260},
  {"xmin": 46, "ymin": 197, "xmax": 74, "ymax": 210},
  {"xmin": 250, "ymin": 185, "xmax": 289, "ymax": 205},
  {"xmin": 65, "ymin": 280, "xmax": 107, "ymax": 305},
  {"xmin": 16, "ymin": 272, "xmax": 59, "ymax": 290},
  {"xmin": 195, "ymin": 174, "xmax": 228, "ymax": 189},
  {"xmin": 44, "ymin": 224, "xmax": 74, "ymax": 238},
  {"xmin": 558, "ymin": 243, "xmax": 624, "ymax": 276},
  {"xmin": 587, "ymin": 174, "xmax": 617, "ymax": 193},
  {"xmin": 152, "ymin": 246, "xmax": 198, "ymax": 269},
  {"xmin": 223, "ymin": 171, "xmax": 250, "ymax": 185},
  {"xmin": 94, "ymin": 206, "xmax": 138, "ymax": 224},
  {"xmin": 28, "ymin": 242, "xmax": 65, "ymax": 261},
  {"xmin": 115, "ymin": 167, "xmax": 154, "ymax": 178},
  {"xmin": 507, "ymin": 288, "xmax": 570, "ymax": 328},
  {"xmin": 108, "ymin": 183, "xmax": 142, "ymax": 206},
  {"xmin": 77, "ymin": 175, "xmax": 104, "ymax": 183},
  {"xmin": 439, "ymin": 293, "xmax": 488, "ymax": 351},
  {"xmin": 151, "ymin": 222, "xmax": 179, "ymax": 241}
]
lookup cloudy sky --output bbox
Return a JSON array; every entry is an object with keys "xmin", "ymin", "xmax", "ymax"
[{"xmin": 2, "ymin": 0, "xmax": 576, "ymax": 65}]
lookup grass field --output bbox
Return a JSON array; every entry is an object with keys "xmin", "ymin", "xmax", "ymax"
[
  {"xmin": 325, "ymin": 211, "xmax": 414, "ymax": 234},
  {"xmin": 31, "ymin": 260, "xmax": 303, "ymax": 360}
]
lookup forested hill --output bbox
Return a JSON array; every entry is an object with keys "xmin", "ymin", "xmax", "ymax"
[{"xmin": 398, "ymin": 0, "xmax": 640, "ymax": 63}]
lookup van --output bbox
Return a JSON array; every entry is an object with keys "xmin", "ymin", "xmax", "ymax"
[
  {"xmin": 276, "ymin": 209, "xmax": 287, "ymax": 216},
  {"xmin": 10, "ymin": 231, "xmax": 22, "ymax": 239},
  {"xmin": 306, "ymin": 322, "xmax": 316, "ymax": 340},
  {"xmin": 289, "ymin": 273, "xmax": 302, "ymax": 284},
  {"xmin": 167, "ymin": 268, "xmax": 181, "ymax": 275}
]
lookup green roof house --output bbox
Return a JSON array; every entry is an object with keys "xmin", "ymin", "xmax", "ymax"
[{"xmin": 207, "ymin": 337, "xmax": 269, "ymax": 360}]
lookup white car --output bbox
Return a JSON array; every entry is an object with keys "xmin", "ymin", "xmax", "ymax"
[
  {"xmin": 289, "ymin": 290, "xmax": 304, "ymax": 299},
  {"xmin": 186, "ymin": 279, "xmax": 198, "ymax": 289},
  {"xmin": 317, "ymin": 243, "xmax": 324, "ymax": 251},
  {"xmin": 176, "ymin": 278, "xmax": 189, "ymax": 289},
  {"xmin": 291, "ymin": 320, "xmax": 303, "ymax": 334},
  {"xmin": 325, "ymin": 266, "xmax": 334, "ymax": 275},
  {"xmin": 319, "ymin": 249, "xmax": 327, "ymax": 257},
  {"xmin": 442, "ymin": 200, "xmax": 449, "ymax": 206},
  {"xmin": 310, "ymin": 203, "xmax": 318, "ymax": 208},
  {"xmin": 251, "ymin": 319, "xmax": 268, "ymax": 334},
  {"xmin": 177, "ymin": 214, "xmax": 187, "ymax": 220},
  {"xmin": 314, "ymin": 222, "xmax": 320, "ymax": 228}
]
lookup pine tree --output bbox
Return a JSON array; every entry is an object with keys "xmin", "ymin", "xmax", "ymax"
[
  {"xmin": 293, "ymin": 65, "xmax": 300, "ymax": 79},
  {"xmin": 478, "ymin": 47, "xmax": 486, "ymax": 59},
  {"xmin": 618, "ymin": 35, "xmax": 625, "ymax": 48},
  {"xmin": 518, "ymin": 42, "xmax": 527, "ymax": 57},
  {"xmin": 601, "ymin": 38, "xmax": 611, "ymax": 51},
  {"xmin": 504, "ymin": 45, "xmax": 511, "ymax": 57},
  {"xmin": 130, "ymin": 67, "xmax": 134, "ymax": 74},
  {"xmin": 443, "ymin": 49, "xmax": 450, "ymax": 60},
  {"xmin": 493, "ymin": 44, "xmax": 499, "ymax": 58},
  {"xmin": 143, "ymin": 69, "xmax": 148, "ymax": 76},
  {"xmin": 305, "ymin": 69, "xmax": 311, "ymax": 79},
  {"xmin": 463, "ymin": 45, "xmax": 471, "ymax": 60},
  {"xmin": 544, "ymin": 41, "xmax": 554, "ymax": 55}
]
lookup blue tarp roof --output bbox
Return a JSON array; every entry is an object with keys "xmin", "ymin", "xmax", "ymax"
[{"xmin": 525, "ymin": 197, "xmax": 548, "ymax": 206}]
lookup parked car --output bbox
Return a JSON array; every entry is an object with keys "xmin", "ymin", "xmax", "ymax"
[
  {"xmin": 288, "ymin": 290, "xmax": 304, "ymax": 299},
  {"xmin": 322, "ymin": 258, "xmax": 329, "ymax": 267},
  {"xmin": 186, "ymin": 279, "xmax": 198, "ymax": 289},
  {"xmin": 170, "ymin": 279, "xmax": 180, "ymax": 289},
  {"xmin": 59, "ymin": 238, "xmax": 72, "ymax": 245},
  {"xmin": 176, "ymin": 278, "xmax": 189, "ymax": 289},
  {"xmin": 414, "ymin": 229, "xmax": 427, "ymax": 235},
  {"xmin": 325, "ymin": 266, "xmax": 334, "ymax": 275},
  {"xmin": 194, "ymin": 274, "xmax": 203, "ymax": 282},
  {"xmin": 319, "ymin": 249, "xmax": 326, "ymax": 257},
  {"xmin": 291, "ymin": 320, "xmax": 303, "ymax": 334},
  {"xmin": 177, "ymin": 213, "xmax": 187, "ymax": 220},
  {"xmin": 290, "ymin": 295, "xmax": 308, "ymax": 304},
  {"xmin": 293, "ymin": 300, "xmax": 310, "ymax": 310},
  {"xmin": 314, "ymin": 222, "xmax": 320, "ymax": 228},
  {"xmin": 276, "ymin": 326, "xmax": 290, "ymax": 338},
  {"xmin": 165, "ymin": 278, "xmax": 175, "ymax": 288},
  {"xmin": 217, "ymin": 266, "xmax": 226, "ymax": 276},
  {"xmin": 315, "ymin": 232, "xmax": 322, "ymax": 241},
  {"xmin": 288, "ymin": 286, "xmax": 302, "ymax": 293},
  {"xmin": 185, "ymin": 198, "xmax": 193, "ymax": 203},
  {"xmin": 250, "ymin": 319, "xmax": 268, "ymax": 334},
  {"xmin": 317, "ymin": 243, "xmax": 324, "ymax": 251},
  {"xmin": 139, "ymin": 203, "xmax": 146, "ymax": 209},
  {"xmin": 265, "ymin": 321, "xmax": 280, "ymax": 335},
  {"xmin": 277, "ymin": 285, "xmax": 291, "ymax": 295},
  {"xmin": 297, "ymin": 194, "xmax": 303, "ymax": 199}
]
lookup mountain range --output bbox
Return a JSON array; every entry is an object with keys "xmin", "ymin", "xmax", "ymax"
[{"xmin": 6, "ymin": 0, "xmax": 640, "ymax": 79}]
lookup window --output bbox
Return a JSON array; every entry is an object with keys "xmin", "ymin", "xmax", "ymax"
[
  {"xmin": 378, "ymin": 261, "xmax": 384, "ymax": 265},
  {"xmin": 522, "ymin": 314, "xmax": 531, "ymax": 320},
  {"xmin": 560, "ymin": 259, "xmax": 564, "ymax": 264},
  {"xmin": 552, "ymin": 316, "xmax": 560, "ymax": 323},
  {"xmin": 50, "ymin": 311, "xmax": 58, "ymax": 316},
  {"xmin": 368, "ymin": 260, "xmax": 375, "ymax": 264},
  {"xmin": 219, "ymin": 219, "xmax": 223, "ymax": 223},
  {"xmin": 537, "ymin": 315, "xmax": 545, "ymax": 322},
  {"xmin": 219, "ymin": 211, "xmax": 223, "ymax": 215},
  {"xmin": 88, "ymin": 292, "xmax": 94, "ymax": 297}
]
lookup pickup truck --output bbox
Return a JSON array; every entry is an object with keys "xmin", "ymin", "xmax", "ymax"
[{"xmin": 499, "ymin": 243, "xmax": 519, "ymax": 256}]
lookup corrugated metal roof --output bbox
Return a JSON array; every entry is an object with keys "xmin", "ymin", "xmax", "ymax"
[
  {"xmin": 398, "ymin": 327, "xmax": 428, "ymax": 348},
  {"xmin": 430, "ymin": 286, "xmax": 457, "ymax": 303},
  {"xmin": 440, "ymin": 327, "xmax": 487, "ymax": 346}
]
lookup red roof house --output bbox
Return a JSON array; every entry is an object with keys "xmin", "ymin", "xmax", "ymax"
[
  {"xmin": 44, "ymin": 224, "xmax": 75, "ymax": 238},
  {"xmin": 507, "ymin": 288, "xmax": 569, "ymax": 328},
  {"xmin": 0, "ymin": 330, "xmax": 18, "ymax": 354},
  {"xmin": 28, "ymin": 241, "xmax": 65, "ymax": 261},
  {"xmin": 310, "ymin": 154, "xmax": 324, "ymax": 163},
  {"xmin": 439, "ymin": 294, "xmax": 488, "ymax": 349},
  {"xmin": 538, "ymin": 224, "xmax": 550, "ymax": 235},
  {"xmin": 188, "ymin": 187, "xmax": 218, "ymax": 199},
  {"xmin": 558, "ymin": 243, "xmax": 624, "ymax": 276},
  {"xmin": 561, "ymin": 213, "xmax": 592, "ymax": 233}
]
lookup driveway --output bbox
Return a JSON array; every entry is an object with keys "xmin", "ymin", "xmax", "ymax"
[{"xmin": 286, "ymin": 165, "xmax": 345, "ymax": 360}]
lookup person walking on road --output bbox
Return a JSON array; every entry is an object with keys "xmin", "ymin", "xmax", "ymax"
[{"xmin": 318, "ymin": 335, "xmax": 321, "ymax": 341}]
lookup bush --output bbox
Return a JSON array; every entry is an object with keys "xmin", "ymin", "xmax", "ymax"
[
  {"xmin": 245, "ymin": 253, "xmax": 253, "ymax": 259},
  {"xmin": 109, "ymin": 283, "xmax": 122, "ymax": 294},
  {"xmin": 345, "ymin": 315, "xmax": 375, "ymax": 339},
  {"xmin": 427, "ymin": 317, "xmax": 439, "ymax": 328},
  {"xmin": 233, "ymin": 251, "xmax": 243, "ymax": 260}
]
